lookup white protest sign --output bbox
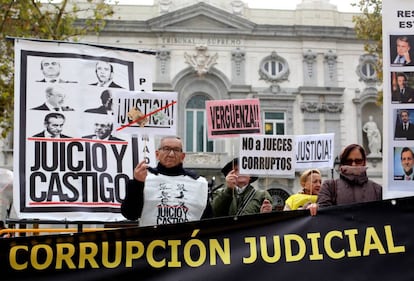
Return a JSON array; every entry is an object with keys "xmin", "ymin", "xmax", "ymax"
[
  {"xmin": 295, "ymin": 133, "xmax": 335, "ymax": 170},
  {"xmin": 112, "ymin": 90, "xmax": 178, "ymax": 136},
  {"xmin": 383, "ymin": 0, "xmax": 414, "ymax": 198},
  {"xmin": 239, "ymin": 134, "xmax": 295, "ymax": 177},
  {"xmin": 136, "ymin": 135, "xmax": 156, "ymax": 166},
  {"xmin": 13, "ymin": 39, "xmax": 156, "ymax": 221}
]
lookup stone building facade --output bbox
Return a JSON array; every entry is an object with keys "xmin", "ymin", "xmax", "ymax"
[{"xmin": 0, "ymin": 0, "xmax": 383, "ymax": 208}]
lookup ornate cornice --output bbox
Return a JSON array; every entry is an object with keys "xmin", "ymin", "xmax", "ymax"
[{"xmin": 300, "ymin": 102, "xmax": 344, "ymax": 113}]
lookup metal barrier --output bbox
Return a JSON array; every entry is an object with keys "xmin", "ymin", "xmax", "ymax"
[
  {"xmin": 3, "ymin": 219, "xmax": 138, "ymax": 237},
  {"xmin": 0, "ymin": 227, "xmax": 112, "ymax": 236}
]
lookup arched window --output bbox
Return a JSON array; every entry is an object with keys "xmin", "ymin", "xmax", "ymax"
[{"xmin": 185, "ymin": 94, "xmax": 214, "ymax": 152}]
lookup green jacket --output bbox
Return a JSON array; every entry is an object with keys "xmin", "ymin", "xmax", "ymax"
[{"xmin": 212, "ymin": 184, "xmax": 273, "ymax": 217}]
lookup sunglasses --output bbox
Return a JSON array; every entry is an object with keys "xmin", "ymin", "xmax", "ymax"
[{"xmin": 343, "ymin": 158, "xmax": 364, "ymax": 165}]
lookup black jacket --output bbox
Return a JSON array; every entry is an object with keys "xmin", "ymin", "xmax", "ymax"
[{"xmin": 121, "ymin": 162, "xmax": 213, "ymax": 221}]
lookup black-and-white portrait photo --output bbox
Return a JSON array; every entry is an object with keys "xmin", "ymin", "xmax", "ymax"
[
  {"xmin": 31, "ymin": 86, "xmax": 74, "ymax": 111},
  {"xmin": 37, "ymin": 58, "xmax": 78, "ymax": 83},
  {"xmin": 32, "ymin": 112, "xmax": 71, "ymax": 138},
  {"xmin": 84, "ymin": 89, "xmax": 113, "ymax": 115},
  {"xmin": 82, "ymin": 117, "xmax": 124, "ymax": 141},
  {"xmin": 89, "ymin": 61, "xmax": 123, "ymax": 88}
]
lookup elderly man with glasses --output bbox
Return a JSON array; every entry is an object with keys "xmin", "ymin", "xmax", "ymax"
[{"xmin": 121, "ymin": 136, "xmax": 212, "ymax": 226}]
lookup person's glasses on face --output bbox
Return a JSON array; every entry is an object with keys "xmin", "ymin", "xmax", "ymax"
[
  {"xmin": 159, "ymin": 146, "xmax": 183, "ymax": 154},
  {"xmin": 159, "ymin": 146, "xmax": 182, "ymax": 154},
  {"xmin": 343, "ymin": 158, "xmax": 364, "ymax": 166}
]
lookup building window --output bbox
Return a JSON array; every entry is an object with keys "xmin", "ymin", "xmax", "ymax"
[
  {"xmin": 264, "ymin": 112, "xmax": 285, "ymax": 135},
  {"xmin": 361, "ymin": 62, "xmax": 376, "ymax": 79},
  {"xmin": 185, "ymin": 94, "xmax": 214, "ymax": 152},
  {"xmin": 258, "ymin": 51, "xmax": 289, "ymax": 83},
  {"xmin": 356, "ymin": 54, "xmax": 378, "ymax": 84}
]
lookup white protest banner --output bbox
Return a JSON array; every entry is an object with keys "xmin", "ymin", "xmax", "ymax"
[
  {"xmin": 112, "ymin": 90, "xmax": 177, "ymax": 136},
  {"xmin": 295, "ymin": 133, "xmax": 335, "ymax": 170},
  {"xmin": 382, "ymin": 0, "xmax": 414, "ymax": 198},
  {"xmin": 206, "ymin": 99, "xmax": 262, "ymax": 138},
  {"xmin": 238, "ymin": 135, "xmax": 295, "ymax": 177},
  {"xmin": 13, "ymin": 39, "xmax": 156, "ymax": 221}
]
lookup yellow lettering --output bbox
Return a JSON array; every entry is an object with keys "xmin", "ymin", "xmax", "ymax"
[
  {"xmin": 384, "ymin": 225, "xmax": 405, "ymax": 253},
  {"xmin": 168, "ymin": 240, "xmax": 182, "ymax": 267},
  {"xmin": 284, "ymin": 234, "xmax": 306, "ymax": 262},
  {"xmin": 183, "ymin": 238, "xmax": 206, "ymax": 267},
  {"xmin": 125, "ymin": 241, "xmax": 145, "ymax": 267},
  {"xmin": 56, "ymin": 243, "xmax": 76, "ymax": 269},
  {"xmin": 147, "ymin": 240, "xmax": 166, "ymax": 268},
  {"xmin": 307, "ymin": 233, "xmax": 323, "ymax": 260},
  {"xmin": 243, "ymin": 237, "xmax": 257, "ymax": 264},
  {"xmin": 260, "ymin": 236, "xmax": 281, "ymax": 263},
  {"xmin": 9, "ymin": 245, "xmax": 28, "ymax": 270},
  {"xmin": 344, "ymin": 229, "xmax": 361, "ymax": 257},
  {"xmin": 79, "ymin": 242, "xmax": 99, "ymax": 268},
  {"xmin": 31, "ymin": 244, "xmax": 53, "ymax": 270},
  {"xmin": 209, "ymin": 238, "xmax": 231, "ymax": 265},
  {"xmin": 363, "ymin": 227, "xmax": 386, "ymax": 256},
  {"xmin": 102, "ymin": 241, "xmax": 122, "ymax": 268},
  {"xmin": 324, "ymin": 230, "xmax": 344, "ymax": 259}
]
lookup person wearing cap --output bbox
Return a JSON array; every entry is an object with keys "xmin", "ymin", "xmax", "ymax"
[
  {"xmin": 308, "ymin": 144, "xmax": 382, "ymax": 216},
  {"xmin": 212, "ymin": 158, "xmax": 273, "ymax": 217},
  {"xmin": 284, "ymin": 169, "xmax": 322, "ymax": 211}
]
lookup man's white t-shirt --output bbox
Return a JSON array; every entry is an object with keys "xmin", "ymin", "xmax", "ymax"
[{"xmin": 139, "ymin": 173, "xmax": 208, "ymax": 227}]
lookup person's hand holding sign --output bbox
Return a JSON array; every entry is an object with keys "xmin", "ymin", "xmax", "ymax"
[
  {"xmin": 225, "ymin": 169, "xmax": 238, "ymax": 189},
  {"xmin": 260, "ymin": 199, "xmax": 273, "ymax": 213},
  {"xmin": 133, "ymin": 160, "xmax": 148, "ymax": 182}
]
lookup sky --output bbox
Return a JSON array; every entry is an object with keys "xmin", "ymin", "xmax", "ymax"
[{"xmin": 111, "ymin": 0, "xmax": 361, "ymax": 13}]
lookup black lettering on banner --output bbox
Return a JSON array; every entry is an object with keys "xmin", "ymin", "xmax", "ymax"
[
  {"xmin": 111, "ymin": 144, "xmax": 127, "ymax": 173},
  {"xmin": 260, "ymin": 138, "xmax": 292, "ymax": 151},
  {"xmin": 296, "ymin": 139, "xmax": 331, "ymax": 162},
  {"xmin": 31, "ymin": 141, "xmax": 127, "ymax": 172},
  {"xmin": 30, "ymin": 172, "xmax": 128, "ymax": 204},
  {"xmin": 132, "ymin": 137, "xmax": 139, "ymax": 168},
  {"xmin": 255, "ymin": 139, "xmax": 261, "ymax": 150},
  {"xmin": 30, "ymin": 171, "xmax": 47, "ymax": 202},
  {"xmin": 399, "ymin": 21, "xmax": 414, "ymax": 28},
  {"xmin": 91, "ymin": 143, "xmax": 107, "ymax": 172},
  {"xmin": 396, "ymin": 10, "xmax": 414, "ymax": 17},
  {"xmin": 241, "ymin": 156, "xmax": 292, "ymax": 171},
  {"xmin": 241, "ymin": 137, "xmax": 254, "ymax": 150},
  {"xmin": 28, "ymin": 141, "xmax": 130, "ymax": 205},
  {"xmin": 67, "ymin": 142, "xmax": 83, "ymax": 171},
  {"xmin": 157, "ymin": 205, "xmax": 189, "ymax": 225},
  {"xmin": 209, "ymin": 104, "xmax": 260, "ymax": 131},
  {"xmin": 116, "ymin": 98, "xmax": 175, "ymax": 126}
]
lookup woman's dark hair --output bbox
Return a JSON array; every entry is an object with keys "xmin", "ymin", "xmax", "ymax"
[{"xmin": 339, "ymin": 144, "xmax": 366, "ymax": 165}]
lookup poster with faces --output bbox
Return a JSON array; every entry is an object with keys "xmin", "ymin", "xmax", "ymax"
[{"xmin": 383, "ymin": 0, "xmax": 414, "ymax": 198}]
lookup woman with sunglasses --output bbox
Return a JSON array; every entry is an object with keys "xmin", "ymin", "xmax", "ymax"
[
  {"xmin": 308, "ymin": 144, "xmax": 382, "ymax": 216},
  {"xmin": 284, "ymin": 169, "xmax": 321, "ymax": 211}
]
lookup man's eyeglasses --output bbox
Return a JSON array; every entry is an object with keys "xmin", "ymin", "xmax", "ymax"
[
  {"xmin": 343, "ymin": 158, "xmax": 364, "ymax": 165},
  {"xmin": 159, "ymin": 146, "xmax": 183, "ymax": 153}
]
